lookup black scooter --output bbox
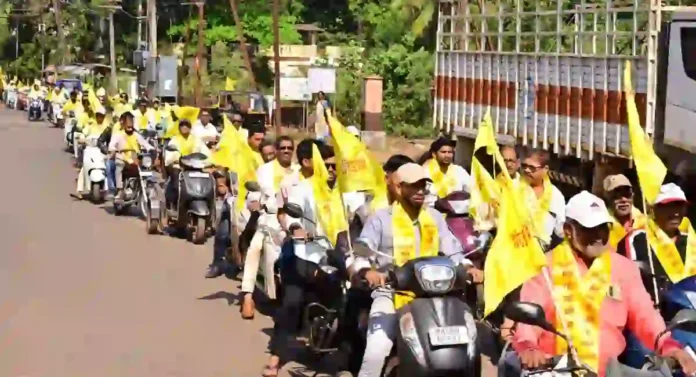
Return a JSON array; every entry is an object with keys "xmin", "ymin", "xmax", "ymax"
[
  {"xmin": 350, "ymin": 239, "xmax": 480, "ymax": 377},
  {"xmin": 161, "ymin": 151, "xmax": 215, "ymax": 244}
]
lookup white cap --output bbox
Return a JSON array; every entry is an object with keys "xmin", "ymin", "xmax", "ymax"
[
  {"xmin": 566, "ymin": 191, "xmax": 612, "ymax": 228},
  {"xmin": 346, "ymin": 126, "xmax": 360, "ymax": 137},
  {"xmin": 654, "ymin": 183, "xmax": 688, "ymax": 205},
  {"xmin": 95, "ymin": 107, "xmax": 106, "ymax": 115}
]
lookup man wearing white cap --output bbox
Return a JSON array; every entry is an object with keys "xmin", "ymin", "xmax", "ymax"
[
  {"xmin": 502, "ymin": 191, "xmax": 695, "ymax": 377},
  {"xmin": 617, "ymin": 183, "xmax": 690, "ymax": 297},
  {"xmin": 352, "ymin": 163, "xmax": 474, "ymax": 377}
]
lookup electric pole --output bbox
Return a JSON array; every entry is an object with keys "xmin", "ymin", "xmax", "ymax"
[
  {"xmin": 52, "ymin": 0, "xmax": 64, "ymax": 65},
  {"xmin": 147, "ymin": 0, "xmax": 157, "ymax": 98},
  {"xmin": 137, "ymin": 0, "xmax": 143, "ymax": 49},
  {"xmin": 228, "ymin": 0, "xmax": 256, "ymax": 90},
  {"xmin": 272, "ymin": 0, "xmax": 281, "ymax": 132},
  {"xmin": 109, "ymin": 11, "xmax": 117, "ymax": 93},
  {"xmin": 194, "ymin": 1, "xmax": 205, "ymax": 107}
]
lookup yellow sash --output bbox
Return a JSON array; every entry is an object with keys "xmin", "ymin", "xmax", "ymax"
[
  {"xmin": 608, "ymin": 207, "xmax": 646, "ymax": 249},
  {"xmin": 272, "ymin": 160, "xmax": 296, "ymax": 192},
  {"xmin": 313, "ymin": 180, "xmax": 348, "ymax": 246},
  {"xmin": 136, "ymin": 110, "xmax": 149, "ymax": 130},
  {"xmin": 172, "ymin": 134, "xmax": 197, "ymax": 157},
  {"xmin": 123, "ymin": 132, "xmax": 140, "ymax": 163},
  {"xmin": 392, "ymin": 202, "xmax": 439, "ymax": 308},
  {"xmin": 520, "ymin": 177, "xmax": 553, "ymax": 243},
  {"xmin": 426, "ymin": 158, "xmax": 457, "ymax": 198},
  {"xmin": 646, "ymin": 218, "xmax": 696, "ymax": 283},
  {"xmin": 86, "ymin": 120, "xmax": 110, "ymax": 137},
  {"xmin": 551, "ymin": 242, "xmax": 612, "ymax": 372}
]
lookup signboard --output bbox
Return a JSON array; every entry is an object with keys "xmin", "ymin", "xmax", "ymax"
[
  {"xmin": 308, "ymin": 67, "xmax": 336, "ymax": 94},
  {"xmin": 279, "ymin": 77, "xmax": 311, "ymax": 101}
]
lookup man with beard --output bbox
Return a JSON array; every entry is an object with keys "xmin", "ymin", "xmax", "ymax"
[
  {"xmin": 421, "ymin": 136, "xmax": 472, "ymax": 206},
  {"xmin": 351, "ymin": 163, "xmax": 472, "ymax": 377},
  {"xmin": 603, "ymin": 174, "xmax": 645, "ymax": 249},
  {"xmin": 501, "ymin": 191, "xmax": 696, "ymax": 377}
]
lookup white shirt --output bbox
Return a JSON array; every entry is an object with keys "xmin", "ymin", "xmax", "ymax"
[
  {"xmin": 192, "ymin": 121, "xmax": 219, "ymax": 142},
  {"xmin": 285, "ymin": 179, "xmax": 349, "ymax": 238},
  {"xmin": 424, "ymin": 163, "xmax": 472, "ymax": 206},
  {"xmin": 256, "ymin": 160, "xmax": 300, "ymax": 214}
]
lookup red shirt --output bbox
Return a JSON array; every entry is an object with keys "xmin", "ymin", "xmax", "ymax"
[{"xmin": 512, "ymin": 251, "xmax": 682, "ymax": 376}]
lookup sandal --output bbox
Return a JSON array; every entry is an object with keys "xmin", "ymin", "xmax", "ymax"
[{"xmin": 261, "ymin": 365, "xmax": 279, "ymax": 377}]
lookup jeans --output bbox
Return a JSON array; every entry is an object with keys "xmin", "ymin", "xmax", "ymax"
[
  {"xmin": 106, "ymin": 159, "xmax": 116, "ymax": 192},
  {"xmin": 212, "ymin": 206, "xmax": 231, "ymax": 265},
  {"xmin": 358, "ymin": 294, "xmax": 397, "ymax": 377},
  {"xmin": 497, "ymin": 351, "xmax": 523, "ymax": 377}
]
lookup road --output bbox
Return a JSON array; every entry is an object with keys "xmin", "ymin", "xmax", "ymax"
[
  {"xmin": 0, "ymin": 109, "xmax": 287, "ymax": 377},
  {"xmin": 0, "ymin": 109, "xmax": 499, "ymax": 377}
]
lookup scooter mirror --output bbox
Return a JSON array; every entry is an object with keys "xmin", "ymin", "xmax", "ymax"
[
  {"xmin": 283, "ymin": 203, "xmax": 304, "ymax": 219},
  {"xmin": 505, "ymin": 302, "xmax": 558, "ymax": 335},
  {"xmin": 353, "ymin": 238, "xmax": 378, "ymax": 258},
  {"xmin": 245, "ymin": 181, "xmax": 261, "ymax": 192},
  {"xmin": 668, "ymin": 309, "xmax": 696, "ymax": 332}
]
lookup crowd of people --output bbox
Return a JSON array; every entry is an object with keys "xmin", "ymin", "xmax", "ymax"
[{"xmin": 4, "ymin": 76, "xmax": 696, "ymax": 377}]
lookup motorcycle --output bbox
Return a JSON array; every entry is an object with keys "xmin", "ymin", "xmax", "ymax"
[
  {"xmin": 504, "ymin": 301, "xmax": 696, "ymax": 377},
  {"xmin": 6, "ymin": 89, "xmax": 17, "ymax": 109},
  {"xmin": 160, "ymin": 151, "xmax": 215, "ymax": 244},
  {"xmin": 624, "ymin": 264, "xmax": 696, "ymax": 370},
  {"xmin": 350, "ymin": 237, "xmax": 480, "ymax": 377},
  {"xmin": 280, "ymin": 203, "xmax": 355, "ymax": 368},
  {"xmin": 81, "ymin": 136, "xmax": 108, "ymax": 204},
  {"xmin": 28, "ymin": 98, "xmax": 43, "ymax": 121},
  {"xmin": 113, "ymin": 151, "xmax": 161, "ymax": 235},
  {"xmin": 52, "ymin": 103, "xmax": 64, "ymax": 127}
]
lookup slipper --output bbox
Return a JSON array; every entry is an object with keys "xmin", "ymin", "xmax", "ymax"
[{"xmin": 261, "ymin": 365, "xmax": 279, "ymax": 377}]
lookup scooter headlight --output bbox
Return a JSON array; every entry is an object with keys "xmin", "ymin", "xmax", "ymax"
[
  {"xmin": 141, "ymin": 155, "xmax": 153, "ymax": 168},
  {"xmin": 415, "ymin": 264, "xmax": 455, "ymax": 294}
]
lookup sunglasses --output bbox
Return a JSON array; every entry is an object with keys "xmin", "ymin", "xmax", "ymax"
[
  {"xmin": 325, "ymin": 163, "xmax": 337, "ymax": 170},
  {"xmin": 521, "ymin": 163, "xmax": 545, "ymax": 172},
  {"xmin": 611, "ymin": 187, "xmax": 634, "ymax": 199},
  {"xmin": 279, "ymin": 146, "xmax": 293, "ymax": 151}
]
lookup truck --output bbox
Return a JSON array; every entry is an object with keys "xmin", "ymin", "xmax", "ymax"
[{"xmin": 434, "ymin": 0, "xmax": 696, "ymax": 198}]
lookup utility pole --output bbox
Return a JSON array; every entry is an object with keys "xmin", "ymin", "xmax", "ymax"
[
  {"xmin": 147, "ymin": 0, "xmax": 157, "ymax": 98},
  {"xmin": 194, "ymin": 1, "xmax": 205, "ymax": 107},
  {"xmin": 228, "ymin": 0, "xmax": 256, "ymax": 90},
  {"xmin": 109, "ymin": 12, "xmax": 117, "ymax": 93},
  {"xmin": 137, "ymin": 0, "xmax": 143, "ymax": 49},
  {"xmin": 272, "ymin": 0, "xmax": 282, "ymax": 132},
  {"xmin": 52, "ymin": 0, "xmax": 64, "ymax": 65}
]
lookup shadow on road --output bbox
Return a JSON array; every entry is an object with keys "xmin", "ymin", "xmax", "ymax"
[{"xmin": 198, "ymin": 291, "xmax": 240, "ymax": 306}]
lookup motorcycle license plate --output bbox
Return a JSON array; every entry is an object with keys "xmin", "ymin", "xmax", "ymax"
[
  {"xmin": 188, "ymin": 172, "xmax": 209, "ymax": 178},
  {"xmin": 428, "ymin": 326, "xmax": 469, "ymax": 347}
]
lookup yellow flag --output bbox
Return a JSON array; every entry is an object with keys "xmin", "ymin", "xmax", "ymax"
[
  {"xmin": 88, "ymin": 88, "xmax": 101, "ymax": 112},
  {"xmin": 483, "ymin": 172, "xmax": 547, "ymax": 316},
  {"xmin": 310, "ymin": 144, "xmax": 349, "ymax": 244},
  {"xmin": 470, "ymin": 112, "xmax": 508, "ymax": 223},
  {"xmin": 326, "ymin": 114, "xmax": 377, "ymax": 193},
  {"xmin": 225, "ymin": 77, "xmax": 236, "ymax": 91},
  {"xmin": 623, "ymin": 61, "xmax": 666, "ymax": 203},
  {"xmin": 174, "ymin": 106, "xmax": 200, "ymax": 124}
]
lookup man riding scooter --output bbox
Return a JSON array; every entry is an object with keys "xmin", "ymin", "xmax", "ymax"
[
  {"xmin": 350, "ymin": 163, "xmax": 475, "ymax": 377},
  {"xmin": 163, "ymin": 119, "xmax": 208, "ymax": 206},
  {"xmin": 108, "ymin": 111, "xmax": 154, "ymax": 203},
  {"xmin": 70, "ymin": 107, "xmax": 111, "ymax": 200},
  {"xmin": 500, "ymin": 191, "xmax": 696, "ymax": 377}
]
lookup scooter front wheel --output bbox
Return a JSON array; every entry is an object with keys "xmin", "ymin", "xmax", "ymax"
[
  {"xmin": 191, "ymin": 216, "xmax": 206, "ymax": 245},
  {"xmin": 90, "ymin": 183, "xmax": 104, "ymax": 204}
]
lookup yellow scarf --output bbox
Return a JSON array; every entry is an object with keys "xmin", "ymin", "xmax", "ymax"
[
  {"xmin": 551, "ymin": 241, "xmax": 612, "ymax": 372},
  {"xmin": 86, "ymin": 119, "xmax": 110, "ymax": 137},
  {"xmin": 520, "ymin": 177, "xmax": 553, "ymax": 243},
  {"xmin": 172, "ymin": 134, "xmax": 197, "ymax": 157},
  {"xmin": 427, "ymin": 158, "xmax": 457, "ymax": 198},
  {"xmin": 392, "ymin": 202, "xmax": 439, "ymax": 308},
  {"xmin": 312, "ymin": 180, "xmax": 348, "ymax": 246},
  {"xmin": 645, "ymin": 218, "xmax": 696, "ymax": 283},
  {"xmin": 608, "ymin": 207, "xmax": 646, "ymax": 249},
  {"xmin": 123, "ymin": 132, "xmax": 141, "ymax": 163},
  {"xmin": 272, "ymin": 160, "xmax": 296, "ymax": 192},
  {"xmin": 136, "ymin": 110, "xmax": 149, "ymax": 130}
]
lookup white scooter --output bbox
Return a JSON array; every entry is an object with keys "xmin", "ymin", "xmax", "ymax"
[
  {"xmin": 64, "ymin": 111, "xmax": 79, "ymax": 153},
  {"xmin": 81, "ymin": 136, "xmax": 108, "ymax": 203},
  {"xmin": 51, "ymin": 103, "xmax": 64, "ymax": 127}
]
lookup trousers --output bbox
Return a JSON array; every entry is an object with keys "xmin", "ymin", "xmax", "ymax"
[
  {"xmin": 358, "ymin": 294, "xmax": 397, "ymax": 377},
  {"xmin": 240, "ymin": 229, "xmax": 281, "ymax": 299},
  {"xmin": 106, "ymin": 159, "xmax": 116, "ymax": 192}
]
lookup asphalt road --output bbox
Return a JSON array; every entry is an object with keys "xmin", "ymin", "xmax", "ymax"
[
  {"xmin": 0, "ymin": 108, "xmax": 499, "ymax": 377},
  {"xmin": 0, "ymin": 108, "xmax": 289, "ymax": 377}
]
